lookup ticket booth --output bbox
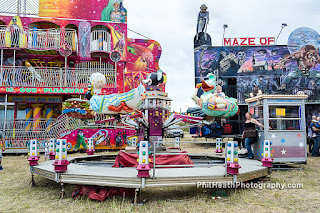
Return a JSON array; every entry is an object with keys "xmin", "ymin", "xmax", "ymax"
[{"xmin": 246, "ymin": 95, "xmax": 308, "ymax": 163}]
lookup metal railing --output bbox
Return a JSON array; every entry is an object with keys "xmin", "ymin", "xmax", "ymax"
[
  {"xmin": 0, "ymin": 25, "xmax": 29, "ymax": 48},
  {"xmin": 49, "ymin": 113, "xmax": 111, "ymax": 139},
  {"xmin": 0, "ymin": 66, "xmax": 116, "ymax": 88},
  {"xmin": 0, "ymin": 0, "xmax": 39, "ymax": 15},
  {"xmin": 0, "ymin": 25, "xmax": 77, "ymax": 51},
  {"xmin": 224, "ymin": 85, "xmax": 320, "ymax": 104},
  {"xmin": 149, "ymin": 139, "xmax": 228, "ymax": 179},
  {"xmin": 64, "ymin": 30, "xmax": 78, "ymax": 52},
  {"xmin": 0, "ymin": 118, "xmax": 57, "ymax": 148},
  {"xmin": 0, "ymin": 113, "xmax": 114, "ymax": 148},
  {"xmin": 90, "ymin": 30, "xmax": 111, "ymax": 53},
  {"xmin": 27, "ymin": 28, "xmax": 60, "ymax": 49},
  {"xmin": 0, "ymin": 114, "xmax": 115, "ymax": 148}
]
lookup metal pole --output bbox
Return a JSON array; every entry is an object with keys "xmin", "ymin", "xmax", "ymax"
[
  {"xmin": 224, "ymin": 146, "xmax": 227, "ymax": 177},
  {"xmin": 233, "ymin": 174, "xmax": 237, "ymax": 184},
  {"xmin": 64, "ymin": 57, "xmax": 67, "ymax": 86},
  {"xmin": 222, "ymin": 28, "xmax": 225, "ymax": 46},
  {"xmin": 276, "ymin": 24, "xmax": 287, "ymax": 45},
  {"xmin": 153, "ymin": 140, "xmax": 156, "ymax": 179},
  {"xmin": 115, "ymin": 62, "xmax": 117, "ymax": 88},
  {"xmin": 4, "ymin": 94, "xmax": 7, "ymax": 132},
  {"xmin": 275, "ymin": 28, "xmax": 283, "ymax": 45},
  {"xmin": 23, "ymin": 0, "xmax": 27, "ymax": 16},
  {"xmin": 1, "ymin": 49, "xmax": 3, "ymax": 84},
  {"xmin": 59, "ymin": 68, "xmax": 62, "ymax": 87},
  {"xmin": 13, "ymin": 49, "xmax": 16, "ymax": 86}
]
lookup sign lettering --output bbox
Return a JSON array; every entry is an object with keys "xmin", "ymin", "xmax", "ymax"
[
  {"xmin": 224, "ymin": 37, "xmax": 276, "ymax": 46},
  {"xmin": 1, "ymin": 87, "xmax": 86, "ymax": 94}
]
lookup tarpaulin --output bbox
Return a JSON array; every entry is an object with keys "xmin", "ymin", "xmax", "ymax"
[
  {"xmin": 72, "ymin": 185, "xmax": 135, "ymax": 201},
  {"xmin": 113, "ymin": 151, "xmax": 194, "ymax": 168}
]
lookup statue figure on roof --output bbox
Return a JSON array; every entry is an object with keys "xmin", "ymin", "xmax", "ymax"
[{"xmin": 196, "ymin": 4, "xmax": 209, "ymax": 34}]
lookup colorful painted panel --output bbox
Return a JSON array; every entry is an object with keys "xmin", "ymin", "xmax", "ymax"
[
  {"xmin": 108, "ymin": 23, "xmax": 127, "ymax": 61},
  {"xmin": 101, "ymin": 0, "xmax": 127, "ymax": 23},
  {"xmin": 78, "ymin": 21, "xmax": 91, "ymax": 58},
  {"xmin": 125, "ymin": 38, "xmax": 165, "ymax": 91},
  {"xmin": 60, "ymin": 128, "xmax": 136, "ymax": 151},
  {"xmin": 39, "ymin": 0, "xmax": 127, "ymax": 23},
  {"xmin": 5, "ymin": 16, "xmax": 27, "ymax": 48},
  {"xmin": 194, "ymin": 27, "xmax": 320, "ymax": 102}
]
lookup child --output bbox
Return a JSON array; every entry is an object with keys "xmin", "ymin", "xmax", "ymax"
[
  {"xmin": 213, "ymin": 85, "xmax": 226, "ymax": 98},
  {"xmin": 211, "ymin": 85, "xmax": 227, "ymax": 109},
  {"xmin": 316, "ymin": 117, "xmax": 320, "ymax": 129}
]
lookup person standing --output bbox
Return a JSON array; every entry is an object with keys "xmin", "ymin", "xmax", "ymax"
[
  {"xmin": 310, "ymin": 117, "xmax": 320, "ymax": 156},
  {"xmin": 307, "ymin": 115, "xmax": 317, "ymax": 154},
  {"xmin": 242, "ymin": 112, "xmax": 264, "ymax": 159},
  {"xmin": 0, "ymin": 130, "xmax": 5, "ymax": 170}
]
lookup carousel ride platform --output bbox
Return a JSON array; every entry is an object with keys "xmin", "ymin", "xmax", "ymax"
[{"xmin": 32, "ymin": 154, "xmax": 269, "ymax": 189}]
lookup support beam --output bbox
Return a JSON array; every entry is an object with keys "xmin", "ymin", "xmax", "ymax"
[{"xmin": 60, "ymin": 183, "xmax": 66, "ymax": 199}]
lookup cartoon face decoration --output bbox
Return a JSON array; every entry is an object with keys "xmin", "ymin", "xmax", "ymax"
[
  {"xmin": 296, "ymin": 45, "xmax": 320, "ymax": 71},
  {"xmin": 237, "ymin": 51, "xmax": 246, "ymax": 65},
  {"xmin": 89, "ymin": 73, "xmax": 107, "ymax": 96}
]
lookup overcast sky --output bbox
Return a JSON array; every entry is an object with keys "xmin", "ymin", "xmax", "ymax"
[{"xmin": 125, "ymin": 0, "xmax": 320, "ymax": 112}]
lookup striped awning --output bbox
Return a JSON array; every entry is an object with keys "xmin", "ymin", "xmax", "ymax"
[{"xmin": 24, "ymin": 49, "xmax": 58, "ymax": 55}]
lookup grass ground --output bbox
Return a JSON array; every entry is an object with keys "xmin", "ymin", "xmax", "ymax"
[{"xmin": 0, "ymin": 134, "xmax": 319, "ymax": 213}]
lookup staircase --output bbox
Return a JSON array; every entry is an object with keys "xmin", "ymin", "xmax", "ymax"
[{"xmin": 50, "ymin": 113, "xmax": 110, "ymax": 139}]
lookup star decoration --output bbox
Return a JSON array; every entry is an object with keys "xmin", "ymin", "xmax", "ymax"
[
  {"xmin": 281, "ymin": 149, "xmax": 286, "ymax": 155},
  {"xmin": 271, "ymin": 134, "xmax": 277, "ymax": 139},
  {"xmin": 280, "ymin": 138, "xmax": 286, "ymax": 144},
  {"xmin": 258, "ymin": 132, "xmax": 261, "ymax": 138},
  {"xmin": 299, "ymin": 142, "xmax": 304, "ymax": 148},
  {"xmin": 297, "ymin": 133, "xmax": 302, "ymax": 138}
]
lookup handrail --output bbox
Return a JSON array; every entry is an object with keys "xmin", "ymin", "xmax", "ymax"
[
  {"xmin": 149, "ymin": 139, "xmax": 227, "ymax": 179},
  {"xmin": 153, "ymin": 152, "xmax": 225, "ymax": 156},
  {"xmin": 154, "ymin": 164, "xmax": 222, "ymax": 168},
  {"xmin": 90, "ymin": 30, "xmax": 111, "ymax": 53},
  {"xmin": 161, "ymin": 140, "xmax": 227, "ymax": 144}
]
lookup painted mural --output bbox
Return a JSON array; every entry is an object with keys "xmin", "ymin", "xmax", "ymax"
[
  {"xmin": 78, "ymin": 21, "xmax": 91, "ymax": 58},
  {"xmin": 39, "ymin": 0, "xmax": 127, "ymax": 23},
  {"xmin": 194, "ymin": 27, "xmax": 320, "ymax": 102},
  {"xmin": 125, "ymin": 38, "xmax": 166, "ymax": 91},
  {"xmin": 5, "ymin": 16, "xmax": 27, "ymax": 48},
  {"xmin": 60, "ymin": 128, "xmax": 136, "ymax": 151},
  {"xmin": 101, "ymin": 0, "xmax": 127, "ymax": 23},
  {"xmin": 108, "ymin": 23, "xmax": 127, "ymax": 61}
]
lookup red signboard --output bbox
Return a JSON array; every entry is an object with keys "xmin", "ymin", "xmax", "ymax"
[
  {"xmin": 0, "ymin": 87, "xmax": 87, "ymax": 95},
  {"xmin": 224, "ymin": 37, "xmax": 275, "ymax": 46},
  {"xmin": 223, "ymin": 124, "xmax": 233, "ymax": 134}
]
